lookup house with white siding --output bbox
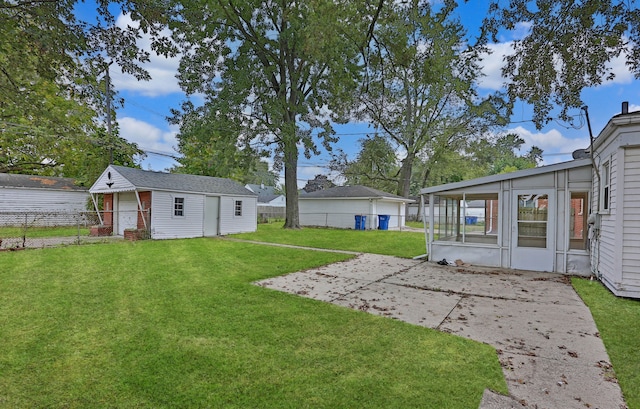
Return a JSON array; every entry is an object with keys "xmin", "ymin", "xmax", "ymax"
[
  {"xmin": 0, "ymin": 173, "xmax": 89, "ymax": 225},
  {"xmin": 299, "ymin": 185, "xmax": 412, "ymax": 230},
  {"xmin": 589, "ymin": 109, "xmax": 640, "ymax": 298},
  {"xmin": 420, "ymin": 105, "xmax": 640, "ymax": 299},
  {"xmin": 89, "ymin": 165, "xmax": 257, "ymax": 239}
]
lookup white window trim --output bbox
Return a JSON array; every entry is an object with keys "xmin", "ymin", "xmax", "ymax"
[
  {"xmin": 234, "ymin": 200, "xmax": 243, "ymax": 217},
  {"xmin": 600, "ymin": 159, "xmax": 611, "ymax": 213},
  {"xmin": 173, "ymin": 196, "xmax": 185, "ymax": 218}
]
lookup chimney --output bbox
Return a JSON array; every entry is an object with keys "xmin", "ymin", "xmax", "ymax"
[{"xmin": 622, "ymin": 101, "xmax": 629, "ymax": 114}]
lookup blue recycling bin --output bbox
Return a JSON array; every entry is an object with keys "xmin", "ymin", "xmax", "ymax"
[
  {"xmin": 465, "ymin": 216, "xmax": 478, "ymax": 225},
  {"xmin": 354, "ymin": 215, "xmax": 366, "ymax": 230},
  {"xmin": 378, "ymin": 214, "xmax": 390, "ymax": 230}
]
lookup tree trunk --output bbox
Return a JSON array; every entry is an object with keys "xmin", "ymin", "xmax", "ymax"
[
  {"xmin": 283, "ymin": 138, "xmax": 300, "ymax": 229},
  {"xmin": 397, "ymin": 152, "xmax": 414, "ymax": 198}
]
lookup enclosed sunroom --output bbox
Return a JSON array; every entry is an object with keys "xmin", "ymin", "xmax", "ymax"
[{"xmin": 420, "ymin": 158, "xmax": 593, "ymax": 274}]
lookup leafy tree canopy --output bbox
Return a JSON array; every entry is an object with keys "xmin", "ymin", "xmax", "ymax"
[
  {"xmin": 160, "ymin": 0, "xmax": 384, "ymax": 228},
  {"xmin": 0, "ymin": 0, "xmax": 162, "ymax": 180},
  {"xmin": 359, "ymin": 0, "xmax": 508, "ymax": 198},
  {"xmin": 485, "ymin": 0, "xmax": 640, "ymax": 126}
]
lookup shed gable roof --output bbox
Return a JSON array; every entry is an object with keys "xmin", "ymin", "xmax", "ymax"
[
  {"xmin": 300, "ymin": 185, "xmax": 411, "ymax": 202},
  {"xmin": 0, "ymin": 173, "xmax": 87, "ymax": 191},
  {"xmin": 90, "ymin": 166, "xmax": 256, "ymax": 196}
]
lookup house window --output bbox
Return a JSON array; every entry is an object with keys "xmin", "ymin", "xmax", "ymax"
[
  {"xmin": 234, "ymin": 200, "xmax": 242, "ymax": 216},
  {"xmin": 174, "ymin": 197, "xmax": 185, "ymax": 217},
  {"xmin": 569, "ymin": 192, "xmax": 588, "ymax": 250},
  {"xmin": 435, "ymin": 193, "xmax": 498, "ymax": 245},
  {"xmin": 601, "ymin": 161, "xmax": 610, "ymax": 211}
]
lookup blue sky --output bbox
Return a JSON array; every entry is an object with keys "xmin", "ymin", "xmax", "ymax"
[{"xmin": 99, "ymin": 2, "xmax": 640, "ymax": 187}]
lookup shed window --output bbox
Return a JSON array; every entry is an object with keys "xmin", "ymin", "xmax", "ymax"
[
  {"xmin": 435, "ymin": 193, "xmax": 498, "ymax": 245},
  {"xmin": 601, "ymin": 161, "xmax": 610, "ymax": 211},
  {"xmin": 174, "ymin": 197, "xmax": 185, "ymax": 217},
  {"xmin": 569, "ymin": 192, "xmax": 588, "ymax": 250},
  {"xmin": 234, "ymin": 200, "xmax": 242, "ymax": 216}
]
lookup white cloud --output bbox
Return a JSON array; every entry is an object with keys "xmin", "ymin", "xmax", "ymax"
[
  {"xmin": 478, "ymin": 42, "xmax": 514, "ymax": 91},
  {"xmin": 508, "ymin": 126, "xmax": 589, "ymax": 165},
  {"xmin": 119, "ymin": 116, "xmax": 178, "ymax": 154},
  {"xmin": 111, "ymin": 14, "xmax": 182, "ymax": 97},
  {"xmin": 603, "ymin": 51, "xmax": 634, "ymax": 86}
]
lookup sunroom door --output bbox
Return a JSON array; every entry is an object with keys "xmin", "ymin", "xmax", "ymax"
[{"xmin": 511, "ymin": 190, "xmax": 555, "ymax": 272}]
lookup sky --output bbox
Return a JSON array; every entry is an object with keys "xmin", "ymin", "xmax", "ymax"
[{"xmin": 95, "ymin": 2, "xmax": 640, "ymax": 188}]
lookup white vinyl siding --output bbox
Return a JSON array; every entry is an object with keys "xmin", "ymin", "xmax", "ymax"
[
  {"xmin": 219, "ymin": 196, "xmax": 257, "ymax": 234},
  {"xmin": 0, "ymin": 188, "xmax": 88, "ymax": 213},
  {"xmin": 0, "ymin": 188, "xmax": 89, "ymax": 226},
  {"xmin": 151, "ymin": 191, "xmax": 204, "ymax": 239},
  {"xmin": 299, "ymin": 198, "xmax": 407, "ymax": 229},
  {"xmin": 90, "ymin": 168, "xmax": 135, "ymax": 193},
  {"xmin": 622, "ymin": 148, "xmax": 640, "ymax": 288},
  {"xmin": 596, "ymin": 152, "xmax": 619, "ymax": 285}
]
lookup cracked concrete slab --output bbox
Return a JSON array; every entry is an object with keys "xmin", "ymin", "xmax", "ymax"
[
  {"xmin": 333, "ymin": 281, "xmax": 462, "ymax": 328},
  {"xmin": 255, "ymin": 253, "xmax": 627, "ymax": 409}
]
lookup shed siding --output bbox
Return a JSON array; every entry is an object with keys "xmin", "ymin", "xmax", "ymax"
[
  {"xmin": 150, "ymin": 191, "xmax": 204, "ymax": 239},
  {"xmin": 219, "ymin": 196, "xmax": 257, "ymax": 234},
  {"xmin": 622, "ymin": 148, "xmax": 640, "ymax": 284},
  {"xmin": 91, "ymin": 168, "xmax": 134, "ymax": 193}
]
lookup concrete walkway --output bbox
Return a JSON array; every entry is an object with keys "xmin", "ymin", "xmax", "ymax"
[{"xmin": 256, "ymin": 253, "xmax": 627, "ymax": 409}]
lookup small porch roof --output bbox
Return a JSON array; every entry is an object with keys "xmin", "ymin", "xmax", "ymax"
[{"xmin": 420, "ymin": 158, "xmax": 592, "ymax": 196}]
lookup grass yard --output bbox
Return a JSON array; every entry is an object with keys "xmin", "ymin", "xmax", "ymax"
[
  {"xmin": 0, "ymin": 226, "xmax": 89, "ymax": 238},
  {"xmin": 233, "ymin": 222, "xmax": 426, "ymax": 258},
  {"xmin": 0, "ymin": 238, "xmax": 506, "ymax": 408},
  {"xmin": 572, "ymin": 278, "xmax": 640, "ymax": 409}
]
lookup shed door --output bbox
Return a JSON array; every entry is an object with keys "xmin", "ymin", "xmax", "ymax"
[
  {"xmin": 511, "ymin": 190, "xmax": 555, "ymax": 272},
  {"xmin": 203, "ymin": 196, "xmax": 219, "ymax": 236},
  {"xmin": 117, "ymin": 192, "xmax": 138, "ymax": 235}
]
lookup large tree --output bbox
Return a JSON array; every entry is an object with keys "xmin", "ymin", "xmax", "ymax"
[
  {"xmin": 0, "ymin": 0, "xmax": 161, "ymax": 179},
  {"xmin": 486, "ymin": 0, "xmax": 640, "ymax": 126},
  {"xmin": 360, "ymin": 0, "xmax": 507, "ymax": 198},
  {"xmin": 161, "ymin": 0, "xmax": 383, "ymax": 228}
]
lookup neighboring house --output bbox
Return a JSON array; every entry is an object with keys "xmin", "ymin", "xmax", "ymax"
[
  {"xmin": 245, "ymin": 183, "xmax": 286, "ymax": 207},
  {"xmin": 299, "ymin": 185, "xmax": 413, "ymax": 229},
  {"xmin": 90, "ymin": 165, "xmax": 257, "ymax": 239},
  {"xmin": 420, "ymin": 104, "xmax": 640, "ymax": 299},
  {"xmin": 0, "ymin": 173, "xmax": 89, "ymax": 225}
]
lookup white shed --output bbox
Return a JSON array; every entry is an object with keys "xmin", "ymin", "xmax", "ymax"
[
  {"xmin": 299, "ymin": 185, "xmax": 412, "ymax": 229},
  {"xmin": 89, "ymin": 165, "xmax": 257, "ymax": 239},
  {"xmin": 0, "ymin": 173, "xmax": 89, "ymax": 225},
  {"xmin": 420, "ymin": 159, "xmax": 593, "ymax": 275},
  {"xmin": 589, "ymin": 110, "xmax": 640, "ymax": 298}
]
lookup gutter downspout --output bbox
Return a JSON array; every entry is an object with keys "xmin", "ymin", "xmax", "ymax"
[{"xmin": 582, "ymin": 106, "xmax": 601, "ymax": 279}]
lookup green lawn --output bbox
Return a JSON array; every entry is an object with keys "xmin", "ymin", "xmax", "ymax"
[
  {"xmin": 0, "ymin": 239, "xmax": 506, "ymax": 408},
  {"xmin": 572, "ymin": 278, "xmax": 640, "ymax": 409},
  {"xmin": 233, "ymin": 222, "xmax": 427, "ymax": 258},
  {"xmin": 0, "ymin": 226, "xmax": 89, "ymax": 238}
]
